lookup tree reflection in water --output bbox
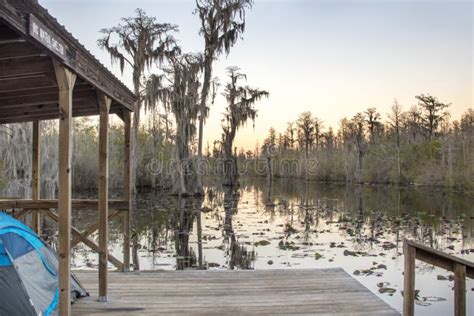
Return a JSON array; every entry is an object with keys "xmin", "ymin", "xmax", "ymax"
[
  {"xmin": 173, "ymin": 197, "xmax": 202, "ymax": 270},
  {"xmin": 68, "ymin": 178, "xmax": 473, "ymax": 275},
  {"xmin": 223, "ymin": 187, "xmax": 255, "ymax": 270},
  {"xmin": 62, "ymin": 179, "xmax": 473, "ymax": 315}
]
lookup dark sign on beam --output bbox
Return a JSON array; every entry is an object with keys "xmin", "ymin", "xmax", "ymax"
[{"xmin": 29, "ymin": 14, "xmax": 69, "ymax": 61}]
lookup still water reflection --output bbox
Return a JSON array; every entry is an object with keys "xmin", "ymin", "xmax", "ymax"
[{"xmin": 67, "ymin": 178, "xmax": 474, "ymax": 315}]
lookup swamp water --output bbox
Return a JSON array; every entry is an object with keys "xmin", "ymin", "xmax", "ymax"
[{"xmin": 51, "ymin": 178, "xmax": 473, "ymax": 315}]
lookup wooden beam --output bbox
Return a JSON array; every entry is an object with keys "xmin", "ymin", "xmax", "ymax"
[
  {"xmin": 115, "ymin": 110, "xmax": 125, "ymax": 122},
  {"xmin": 0, "ymin": 56, "xmax": 52, "ymax": 79},
  {"xmin": 97, "ymin": 92, "xmax": 111, "ymax": 302},
  {"xmin": 407, "ymin": 239, "xmax": 474, "ymax": 278},
  {"xmin": 403, "ymin": 240, "xmax": 474, "ymax": 316},
  {"xmin": 0, "ymin": 89, "xmax": 97, "ymax": 109},
  {"xmin": 0, "ymin": 82, "xmax": 90, "ymax": 99},
  {"xmin": 0, "ymin": 39, "xmax": 24, "ymax": 45},
  {"xmin": 71, "ymin": 210, "xmax": 121, "ymax": 248},
  {"xmin": 0, "ymin": 0, "xmax": 135, "ymax": 110},
  {"xmin": 0, "ymin": 75, "xmax": 54, "ymax": 93},
  {"xmin": 31, "ymin": 120, "xmax": 41, "ymax": 234},
  {"xmin": 0, "ymin": 106, "xmax": 125, "ymax": 125},
  {"xmin": 0, "ymin": 41, "xmax": 43, "ymax": 60},
  {"xmin": 41, "ymin": 209, "xmax": 123, "ymax": 270},
  {"xmin": 0, "ymin": 199, "xmax": 130, "ymax": 210},
  {"xmin": 53, "ymin": 58, "xmax": 76, "ymax": 316},
  {"xmin": 123, "ymin": 110, "xmax": 131, "ymax": 271},
  {"xmin": 13, "ymin": 209, "xmax": 30, "ymax": 220},
  {"xmin": 0, "ymin": 99, "xmax": 96, "ymax": 116},
  {"xmin": 0, "ymin": 22, "xmax": 21, "ymax": 42},
  {"xmin": 454, "ymin": 263, "xmax": 466, "ymax": 316},
  {"xmin": 0, "ymin": 108, "xmax": 104, "ymax": 124},
  {"xmin": 403, "ymin": 241, "xmax": 415, "ymax": 316},
  {"xmin": 197, "ymin": 211, "xmax": 203, "ymax": 269}
]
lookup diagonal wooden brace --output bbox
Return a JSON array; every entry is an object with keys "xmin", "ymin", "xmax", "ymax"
[
  {"xmin": 71, "ymin": 210, "xmax": 121, "ymax": 248},
  {"xmin": 41, "ymin": 209, "xmax": 124, "ymax": 270}
]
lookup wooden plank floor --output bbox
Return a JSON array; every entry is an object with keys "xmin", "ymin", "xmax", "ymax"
[{"xmin": 73, "ymin": 268, "xmax": 400, "ymax": 315}]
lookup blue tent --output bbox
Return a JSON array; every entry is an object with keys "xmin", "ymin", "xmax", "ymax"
[{"xmin": 0, "ymin": 212, "xmax": 88, "ymax": 315}]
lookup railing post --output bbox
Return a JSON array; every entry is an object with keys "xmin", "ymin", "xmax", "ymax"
[
  {"xmin": 403, "ymin": 240, "xmax": 416, "ymax": 316},
  {"xmin": 454, "ymin": 263, "xmax": 466, "ymax": 316}
]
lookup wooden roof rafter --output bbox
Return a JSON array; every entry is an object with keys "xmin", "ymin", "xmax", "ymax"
[{"xmin": 0, "ymin": 0, "xmax": 135, "ymax": 125}]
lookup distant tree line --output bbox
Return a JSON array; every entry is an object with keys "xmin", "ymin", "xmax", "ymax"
[
  {"xmin": 0, "ymin": 96, "xmax": 471, "ymax": 198},
  {"xmin": 210, "ymin": 96, "xmax": 473, "ymax": 190}
]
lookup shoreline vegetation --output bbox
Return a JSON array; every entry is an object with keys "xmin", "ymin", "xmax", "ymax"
[
  {"xmin": 0, "ymin": 2, "xmax": 472, "ymax": 198},
  {"xmin": 0, "ymin": 104, "xmax": 472, "ymax": 198}
]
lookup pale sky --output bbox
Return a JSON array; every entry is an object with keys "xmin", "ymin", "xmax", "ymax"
[{"xmin": 40, "ymin": 0, "xmax": 473, "ymax": 150}]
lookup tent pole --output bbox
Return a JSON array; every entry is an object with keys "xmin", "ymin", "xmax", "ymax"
[
  {"xmin": 32, "ymin": 120, "xmax": 41, "ymax": 234},
  {"xmin": 53, "ymin": 59, "xmax": 76, "ymax": 316}
]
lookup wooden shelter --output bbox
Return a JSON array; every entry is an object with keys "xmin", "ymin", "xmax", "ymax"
[{"xmin": 0, "ymin": 0, "xmax": 135, "ymax": 314}]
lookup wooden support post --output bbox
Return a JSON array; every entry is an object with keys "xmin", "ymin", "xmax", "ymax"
[
  {"xmin": 403, "ymin": 241, "xmax": 416, "ymax": 316},
  {"xmin": 53, "ymin": 59, "xmax": 76, "ymax": 316},
  {"xmin": 122, "ymin": 210, "xmax": 130, "ymax": 271},
  {"xmin": 31, "ymin": 120, "xmax": 41, "ymax": 234},
  {"xmin": 197, "ymin": 211, "xmax": 203, "ymax": 269},
  {"xmin": 98, "ymin": 92, "xmax": 111, "ymax": 302},
  {"xmin": 123, "ymin": 111, "xmax": 131, "ymax": 272},
  {"xmin": 454, "ymin": 263, "xmax": 466, "ymax": 316}
]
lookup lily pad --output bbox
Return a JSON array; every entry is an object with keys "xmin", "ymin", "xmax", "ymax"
[
  {"xmin": 254, "ymin": 240, "xmax": 271, "ymax": 247},
  {"xmin": 343, "ymin": 250, "xmax": 358, "ymax": 257},
  {"xmin": 379, "ymin": 287, "xmax": 396, "ymax": 294}
]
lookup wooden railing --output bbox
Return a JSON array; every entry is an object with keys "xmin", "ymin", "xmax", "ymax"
[
  {"xmin": 0, "ymin": 198, "xmax": 129, "ymax": 210},
  {"xmin": 403, "ymin": 239, "xmax": 474, "ymax": 316},
  {"xmin": 2, "ymin": 199, "xmax": 130, "ymax": 271}
]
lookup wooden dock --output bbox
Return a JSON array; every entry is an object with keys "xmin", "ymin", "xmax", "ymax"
[{"xmin": 73, "ymin": 268, "xmax": 399, "ymax": 315}]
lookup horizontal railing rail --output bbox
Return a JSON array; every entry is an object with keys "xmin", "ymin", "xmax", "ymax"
[
  {"xmin": 0, "ymin": 198, "xmax": 129, "ymax": 210},
  {"xmin": 403, "ymin": 239, "xmax": 474, "ymax": 316}
]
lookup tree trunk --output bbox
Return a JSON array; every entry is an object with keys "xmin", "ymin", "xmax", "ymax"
[
  {"xmin": 131, "ymin": 72, "xmax": 140, "ymax": 270},
  {"xmin": 358, "ymin": 149, "xmax": 364, "ymax": 183},
  {"xmin": 223, "ymin": 127, "xmax": 239, "ymax": 187},
  {"xmin": 151, "ymin": 108, "xmax": 159, "ymax": 189},
  {"xmin": 396, "ymin": 130, "xmax": 401, "ymax": 184},
  {"xmin": 266, "ymin": 157, "xmax": 273, "ymax": 182},
  {"xmin": 397, "ymin": 147, "xmax": 401, "ymax": 184},
  {"xmin": 172, "ymin": 116, "xmax": 204, "ymax": 196},
  {"xmin": 197, "ymin": 57, "xmax": 213, "ymax": 157},
  {"xmin": 198, "ymin": 118, "xmax": 204, "ymax": 156},
  {"xmin": 131, "ymin": 73, "xmax": 140, "ymax": 192}
]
